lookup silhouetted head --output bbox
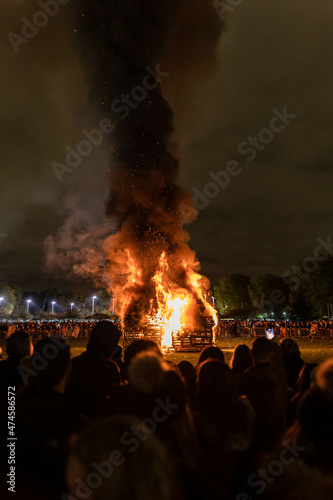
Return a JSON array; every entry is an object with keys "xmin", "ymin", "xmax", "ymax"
[
  {"xmin": 6, "ymin": 330, "xmax": 33, "ymax": 363},
  {"xmin": 177, "ymin": 360, "xmax": 196, "ymax": 399},
  {"xmin": 251, "ymin": 337, "xmax": 274, "ymax": 364},
  {"xmin": 33, "ymin": 337, "xmax": 70, "ymax": 390},
  {"xmin": 124, "ymin": 339, "xmax": 162, "ymax": 369},
  {"xmin": 196, "ymin": 346, "xmax": 224, "ymax": 367},
  {"xmin": 67, "ymin": 415, "xmax": 181, "ymax": 500},
  {"xmin": 315, "ymin": 357, "xmax": 333, "ymax": 397},
  {"xmin": 293, "ymin": 362, "xmax": 317, "ymax": 398},
  {"xmin": 87, "ymin": 321, "xmax": 121, "ymax": 359},
  {"xmin": 230, "ymin": 343, "xmax": 252, "ymax": 374},
  {"xmin": 197, "ymin": 360, "xmax": 233, "ymax": 401},
  {"xmin": 280, "ymin": 338, "xmax": 301, "ymax": 358}
]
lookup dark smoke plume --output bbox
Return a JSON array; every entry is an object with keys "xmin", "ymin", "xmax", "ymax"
[{"xmin": 47, "ymin": 0, "xmax": 223, "ymax": 319}]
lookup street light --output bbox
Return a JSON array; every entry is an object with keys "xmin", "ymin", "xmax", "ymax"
[
  {"xmin": 92, "ymin": 296, "xmax": 97, "ymax": 315},
  {"xmin": 0, "ymin": 297, "xmax": 3, "ymax": 305},
  {"xmin": 27, "ymin": 299, "xmax": 31, "ymax": 314},
  {"xmin": 70, "ymin": 302, "xmax": 74, "ymax": 311},
  {"xmin": 52, "ymin": 301, "xmax": 56, "ymax": 315}
]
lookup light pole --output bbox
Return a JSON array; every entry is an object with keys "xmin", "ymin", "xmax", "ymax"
[
  {"xmin": 70, "ymin": 302, "xmax": 74, "ymax": 312},
  {"xmin": 27, "ymin": 299, "xmax": 31, "ymax": 314},
  {"xmin": 327, "ymin": 303, "xmax": 331, "ymax": 319},
  {"xmin": 52, "ymin": 301, "xmax": 56, "ymax": 315},
  {"xmin": 92, "ymin": 296, "xmax": 97, "ymax": 315},
  {"xmin": 0, "ymin": 297, "xmax": 3, "ymax": 306}
]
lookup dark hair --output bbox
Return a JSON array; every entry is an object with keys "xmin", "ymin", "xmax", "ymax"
[
  {"xmin": 33, "ymin": 337, "xmax": 70, "ymax": 389},
  {"xmin": 87, "ymin": 321, "xmax": 120, "ymax": 359},
  {"xmin": 178, "ymin": 360, "xmax": 196, "ymax": 397},
  {"xmin": 68, "ymin": 415, "xmax": 182, "ymax": 500},
  {"xmin": 124, "ymin": 339, "xmax": 162, "ymax": 368},
  {"xmin": 280, "ymin": 338, "xmax": 301, "ymax": 358},
  {"xmin": 196, "ymin": 346, "xmax": 225, "ymax": 367},
  {"xmin": 6, "ymin": 330, "xmax": 32, "ymax": 362},
  {"xmin": 252, "ymin": 337, "xmax": 273, "ymax": 361},
  {"xmin": 293, "ymin": 363, "xmax": 317, "ymax": 400},
  {"xmin": 197, "ymin": 360, "xmax": 233, "ymax": 401},
  {"xmin": 230, "ymin": 344, "xmax": 252, "ymax": 375}
]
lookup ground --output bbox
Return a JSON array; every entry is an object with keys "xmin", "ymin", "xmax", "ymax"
[{"xmin": 1, "ymin": 337, "xmax": 332, "ymax": 365}]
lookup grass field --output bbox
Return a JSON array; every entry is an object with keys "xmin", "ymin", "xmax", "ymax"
[
  {"xmin": 1, "ymin": 337, "xmax": 333, "ymax": 365},
  {"xmin": 2, "ymin": 337, "xmax": 330, "ymax": 366}
]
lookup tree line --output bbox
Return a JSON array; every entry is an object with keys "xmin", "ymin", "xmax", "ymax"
[{"xmin": 214, "ymin": 256, "xmax": 333, "ymax": 319}]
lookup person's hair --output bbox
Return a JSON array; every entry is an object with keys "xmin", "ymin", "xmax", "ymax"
[
  {"xmin": 87, "ymin": 321, "xmax": 120, "ymax": 359},
  {"xmin": 292, "ymin": 363, "xmax": 317, "ymax": 402},
  {"xmin": 6, "ymin": 330, "xmax": 32, "ymax": 362},
  {"xmin": 124, "ymin": 339, "xmax": 162, "ymax": 368},
  {"xmin": 280, "ymin": 338, "xmax": 301, "ymax": 358},
  {"xmin": 68, "ymin": 415, "xmax": 182, "ymax": 500},
  {"xmin": 252, "ymin": 337, "xmax": 273, "ymax": 362},
  {"xmin": 230, "ymin": 344, "xmax": 252, "ymax": 374},
  {"xmin": 33, "ymin": 337, "xmax": 70, "ymax": 389},
  {"xmin": 315, "ymin": 358, "xmax": 333, "ymax": 397},
  {"xmin": 177, "ymin": 360, "xmax": 196, "ymax": 398},
  {"xmin": 196, "ymin": 346, "xmax": 225, "ymax": 367},
  {"xmin": 197, "ymin": 360, "xmax": 233, "ymax": 402},
  {"xmin": 128, "ymin": 351, "xmax": 168, "ymax": 395}
]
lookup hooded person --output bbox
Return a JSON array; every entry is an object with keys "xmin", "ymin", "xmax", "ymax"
[{"xmin": 66, "ymin": 321, "xmax": 121, "ymax": 417}]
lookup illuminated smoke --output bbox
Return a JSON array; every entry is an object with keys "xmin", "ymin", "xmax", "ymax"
[{"xmin": 47, "ymin": 0, "xmax": 223, "ymax": 325}]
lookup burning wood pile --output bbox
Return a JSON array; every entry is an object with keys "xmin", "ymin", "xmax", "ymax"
[
  {"xmin": 123, "ymin": 313, "xmax": 216, "ymax": 352},
  {"xmin": 110, "ymin": 251, "xmax": 217, "ymax": 351}
]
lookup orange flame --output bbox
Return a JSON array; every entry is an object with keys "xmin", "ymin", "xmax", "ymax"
[{"xmin": 109, "ymin": 247, "xmax": 217, "ymax": 349}]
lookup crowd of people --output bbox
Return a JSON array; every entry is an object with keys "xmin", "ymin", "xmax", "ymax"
[
  {"xmin": 219, "ymin": 319, "xmax": 333, "ymax": 338},
  {"xmin": 0, "ymin": 321, "xmax": 98, "ymax": 341},
  {"xmin": 1, "ymin": 321, "xmax": 333, "ymax": 499},
  {"xmin": 1, "ymin": 318, "xmax": 333, "ymax": 343}
]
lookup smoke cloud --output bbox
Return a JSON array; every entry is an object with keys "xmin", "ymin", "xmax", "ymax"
[{"xmin": 46, "ymin": 0, "xmax": 223, "ymax": 319}]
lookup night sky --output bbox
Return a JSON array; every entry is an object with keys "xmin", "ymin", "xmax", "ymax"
[{"xmin": 1, "ymin": 1, "xmax": 333, "ymax": 291}]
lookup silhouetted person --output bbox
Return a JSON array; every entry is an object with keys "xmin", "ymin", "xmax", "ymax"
[
  {"xmin": 282, "ymin": 358, "xmax": 333, "ymax": 475},
  {"xmin": 66, "ymin": 415, "xmax": 184, "ymax": 500},
  {"xmin": 234, "ymin": 338, "xmax": 287, "ymax": 454},
  {"xmin": 195, "ymin": 360, "xmax": 254, "ymax": 499},
  {"xmin": 124, "ymin": 339, "xmax": 162, "ymax": 373},
  {"xmin": 178, "ymin": 360, "xmax": 196, "ymax": 404},
  {"xmin": 230, "ymin": 344, "xmax": 252, "ymax": 376},
  {"xmin": 66, "ymin": 321, "xmax": 121, "ymax": 416},
  {"xmin": 0, "ymin": 330, "xmax": 33, "ymax": 409},
  {"xmin": 14, "ymin": 337, "xmax": 81, "ymax": 499},
  {"xmin": 280, "ymin": 339, "xmax": 304, "ymax": 389},
  {"xmin": 196, "ymin": 346, "xmax": 225, "ymax": 368},
  {"xmin": 288, "ymin": 363, "xmax": 317, "ymax": 425}
]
